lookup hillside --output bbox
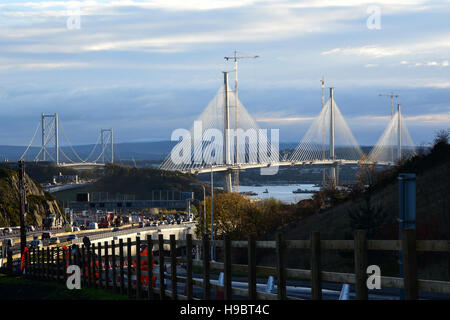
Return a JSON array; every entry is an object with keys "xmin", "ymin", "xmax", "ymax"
[
  {"xmin": 0, "ymin": 167, "xmax": 63, "ymax": 227},
  {"xmin": 270, "ymin": 135, "xmax": 450, "ymax": 279},
  {"xmin": 53, "ymin": 164, "xmax": 210, "ymax": 203}
]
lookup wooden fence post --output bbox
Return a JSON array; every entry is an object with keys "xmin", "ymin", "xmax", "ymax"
[
  {"xmin": 80, "ymin": 246, "xmax": 85, "ymax": 286},
  {"xmin": 37, "ymin": 248, "xmax": 41, "ymax": 279},
  {"xmin": 310, "ymin": 231, "xmax": 322, "ymax": 300},
  {"xmin": 276, "ymin": 232, "xmax": 286, "ymax": 300},
  {"xmin": 56, "ymin": 247, "xmax": 61, "ymax": 282},
  {"xmin": 127, "ymin": 238, "xmax": 132, "ymax": 298},
  {"xmin": 104, "ymin": 241, "xmax": 109, "ymax": 290},
  {"xmin": 93, "ymin": 243, "xmax": 98, "ymax": 289},
  {"xmin": 186, "ymin": 234, "xmax": 193, "ymax": 300},
  {"xmin": 202, "ymin": 234, "xmax": 210, "ymax": 300},
  {"xmin": 158, "ymin": 234, "xmax": 165, "ymax": 300},
  {"xmin": 32, "ymin": 248, "xmax": 36, "ymax": 278},
  {"xmin": 354, "ymin": 229, "xmax": 368, "ymax": 300},
  {"xmin": 402, "ymin": 229, "xmax": 418, "ymax": 300},
  {"xmin": 119, "ymin": 239, "xmax": 124, "ymax": 294},
  {"xmin": 87, "ymin": 245, "xmax": 92, "ymax": 287},
  {"xmin": 46, "ymin": 247, "xmax": 50, "ymax": 280},
  {"xmin": 224, "ymin": 234, "xmax": 232, "ymax": 300},
  {"xmin": 248, "ymin": 234, "xmax": 257, "ymax": 300},
  {"xmin": 7, "ymin": 250, "xmax": 12, "ymax": 276},
  {"xmin": 111, "ymin": 240, "xmax": 116, "ymax": 291},
  {"xmin": 170, "ymin": 235, "xmax": 177, "ymax": 300},
  {"xmin": 62, "ymin": 247, "xmax": 67, "ymax": 283},
  {"xmin": 136, "ymin": 237, "xmax": 142, "ymax": 299},
  {"xmin": 147, "ymin": 235, "xmax": 154, "ymax": 300},
  {"xmin": 98, "ymin": 243, "xmax": 103, "ymax": 288}
]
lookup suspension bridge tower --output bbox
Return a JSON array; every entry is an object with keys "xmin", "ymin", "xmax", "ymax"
[
  {"xmin": 101, "ymin": 128, "xmax": 114, "ymax": 164},
  {"xmin": 41, "ymin": 113, "xmax": 59, "ymax": 165}
]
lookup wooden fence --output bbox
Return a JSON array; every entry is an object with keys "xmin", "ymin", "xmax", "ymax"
[{"xmin": 3, "ymin": 228, "xmax": 450, "ymax": 300}]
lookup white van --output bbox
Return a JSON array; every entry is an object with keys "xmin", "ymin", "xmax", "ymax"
[{"xmin": 88, "ymin": 222, "xmax": 99, "ymax": 230}]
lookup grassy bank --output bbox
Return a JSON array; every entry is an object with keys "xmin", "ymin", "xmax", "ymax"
[{"xmin": 0, "ymin": 274, "xmax": 128, "ymax": 300}]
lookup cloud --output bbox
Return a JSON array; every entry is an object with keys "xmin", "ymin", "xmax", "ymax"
[{"xmin": 321, "ymin": 37, "xmax": 450, "ymax": 58}]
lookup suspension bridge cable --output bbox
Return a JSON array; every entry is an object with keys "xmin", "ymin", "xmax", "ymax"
[
  {"xmin": 20, "ymin": 121, "xmax": 41, "ymax": 160},
  {"xmin": 59, "ymin": 122, "xmax": 88, "ymax": 163}
]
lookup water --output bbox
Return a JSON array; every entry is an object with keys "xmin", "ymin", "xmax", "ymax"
[{"xmin": 238, "ymin": 184, "xmax": 320, "ymax": 204}]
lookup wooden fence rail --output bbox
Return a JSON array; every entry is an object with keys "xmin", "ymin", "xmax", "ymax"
[{"xmin": 2, "ymin": 229, "xmax": 450, "ymax": 300}]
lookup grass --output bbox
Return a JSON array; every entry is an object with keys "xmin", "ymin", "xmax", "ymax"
[{"xmin": 0, "ymin": 274, "xmax": 128, "ymax": 300}]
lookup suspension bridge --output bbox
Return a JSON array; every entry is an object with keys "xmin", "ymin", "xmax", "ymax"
[
  {"xmin": 20, "ymin": 113, "xmax": 115, "ymax": 169},
  {"xmin": 160, "ymin": 72, "xmax": 416, "ymax": 191}
]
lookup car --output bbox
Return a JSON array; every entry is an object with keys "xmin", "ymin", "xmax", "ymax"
[
  {"xmin": 42, "ymin": 231, "xmax": 53, "ymax": 240},
  {"xmin": 49, "ymin": 237, "xmax": 60, "ymax": 245},
  {"xmin": 112, "ymin": 227, "xmax": 120, "ymax": 232},
  {"xmin": 67, "ymin": 235, "xmax": 78, "ymax": 241},
  {"xmin": 88, "ymin": 222, "xmax": 99, "ymax": 230},
  {"xmin": 138, "ymin": 222, "xmax": 144, "ymax": 228},
  {"xmin": 29, "ymin": 239, "xmax": 43, "ymax": 248},
  {"xmin": 152, "ymin": 222, "xmax": 158, "ymax": 227},
  {"xmin": 73, "ymin": 227, "xmax": 80, "ymax": 232}
]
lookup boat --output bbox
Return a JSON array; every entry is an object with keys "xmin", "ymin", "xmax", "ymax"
[
  {"xmin": 263, "ymin": 189, "xmax": 269, "ymax": 193},
  {"xmin": 292, "ymin": 188, "xmax": 314, "ymax": 194}
]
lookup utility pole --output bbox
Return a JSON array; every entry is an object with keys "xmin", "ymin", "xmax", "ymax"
[
  {"xmin": 379, "ymin": 92, "xmax": 398, "ymax": 163},
  {"xmin": 18, "ymin": 160, "xmax": 27, "ymax": 256},
  {"xmin": 224, "ymin": 51, "xmax": 259, "ymax": 193}
]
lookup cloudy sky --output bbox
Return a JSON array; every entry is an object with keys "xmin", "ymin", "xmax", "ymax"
[{"xmin": 0, "ymin": 0, "xmax": 449, "ymax": 148}]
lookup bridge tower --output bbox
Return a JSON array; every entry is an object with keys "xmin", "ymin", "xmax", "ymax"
[
  {"xmin": 101, "ymin": 128, "xmax": 114, "ymax": 164},
  {"xmin": 41, "ymin": 113, "xmax": 59, "ymax": 165},
  {"xmin": 223, "ymin": 72, "xmax": 233, "ymax": 192},
  {"xmin": 329, "ymin": 88, "xmax": 338, "ymax": 188}
]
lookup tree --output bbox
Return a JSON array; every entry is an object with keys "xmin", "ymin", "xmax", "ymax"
[
  {"xmin": 195, "ymin": 193, "xmax": 284, "ymax": 239},
  {"xmin": 348, "ymin": 193, "xmax": 390, "ymax": 239}
]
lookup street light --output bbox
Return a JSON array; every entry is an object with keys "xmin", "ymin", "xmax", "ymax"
[{"xmin": 190, "ymin": 183, "xmax": 206, "ymax": 235}]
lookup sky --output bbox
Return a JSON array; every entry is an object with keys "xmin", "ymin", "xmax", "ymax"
[{"xmin": 0, "ymin": 0, "xmax": 449, "ymax": 148}]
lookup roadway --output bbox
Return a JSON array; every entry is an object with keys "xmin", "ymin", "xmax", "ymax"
[{"xmin": 183, "ymin": 159, "xmax": 394, "ymax": 174}]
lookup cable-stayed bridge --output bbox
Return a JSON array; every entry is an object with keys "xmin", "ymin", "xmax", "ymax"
[
  {"xmin": 20, "ymin": 113, "xmax": 114, "ymax": 169},
  {"xmin": 160, "ymin": 73, "xmax": 416, "ymax": 191}
]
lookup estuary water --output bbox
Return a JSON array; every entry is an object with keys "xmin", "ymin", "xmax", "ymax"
[{"xmin": 238, "ymin": 184, "xmax": 321, "ymax": 204}]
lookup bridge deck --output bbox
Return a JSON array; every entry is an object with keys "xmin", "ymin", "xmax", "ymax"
[{"xmin": 174, "ymin": 159, "xmax": 393, "ymax": 174}]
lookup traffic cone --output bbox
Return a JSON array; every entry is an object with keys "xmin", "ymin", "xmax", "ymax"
[{"xmin": 339, "ymin": 283, "xmax": 350, "ymax": 300}]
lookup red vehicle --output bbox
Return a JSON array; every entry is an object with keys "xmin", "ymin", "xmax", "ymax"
[
  {"xmin": 80, "ymin": 245, "xmax": 157, "ymax": 287},
  {"xmin": 98, "ymin": 213, "xmax": 115, "ymax": 228}
]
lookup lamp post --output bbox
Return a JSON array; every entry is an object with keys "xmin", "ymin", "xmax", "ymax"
[{"xmin": 190, "ymin": 183, "xmax": 206, "ymax": 235}]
